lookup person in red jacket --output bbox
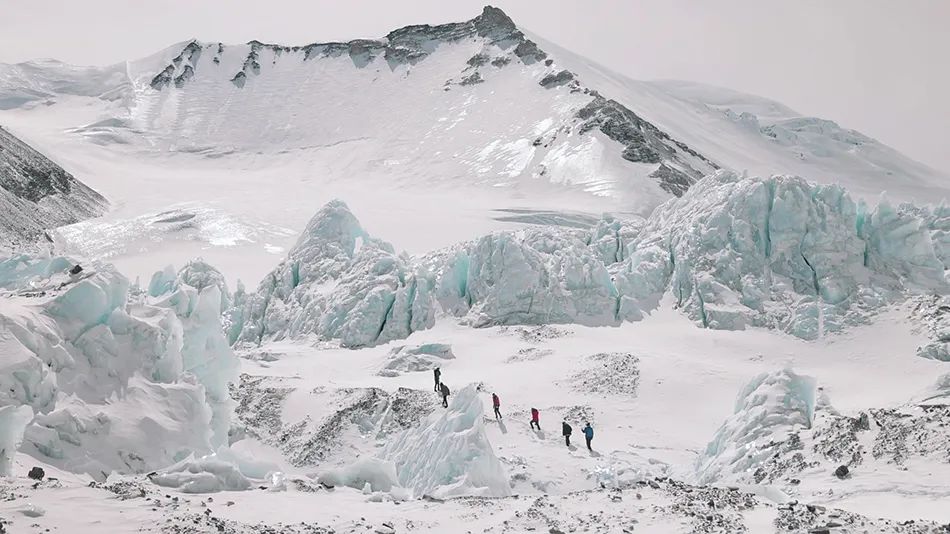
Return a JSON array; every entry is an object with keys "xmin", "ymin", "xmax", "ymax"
[
  {"xmin": 492, "ymin": 393, "xmax": 502, "ymax": 419},
  {"xmin": 530, "ymin": 407, "xmax": 540, "ymax": 430}
]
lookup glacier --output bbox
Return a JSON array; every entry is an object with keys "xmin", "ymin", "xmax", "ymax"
[
  {"xmin": 231, "ymin": 172, "xmax": 947, "ymax": 347},
  {"xmin": 0, "ymin": 254, "xmax": 237, "ymax": 479}
]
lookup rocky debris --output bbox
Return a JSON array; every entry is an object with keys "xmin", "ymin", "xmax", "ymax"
[
  {"xmin": 0, "ymin": 126, "xmax": 107, "ymax": 248},
  {"xmin": 774, "ymin": 501, "xmax": 949, "ymax": 533},
  {"xmin": 160, "ymin": 513, "xmax": 333, "ymax": 534},
  {"xmin": 26, "ymin": 467, "xmax": 43, "ymax": 481},
  {"xmin": 870, "ymin": 406, "xmax": 950, "ymax": 465},
  {"xmin": 833, "ymin": 465, "xmax": 850, "ymax": 479},
  {"xmin": 567, "ymin": 353, "xmax": 640, "ymax": 397},
  {"xmin": 539, "ymin": 70, "xmax": 575, "ymax": 89},
  {"xmin": 911, "ymin": 295, "xmax": 950, "ymax": 362},
  {"xmin": 231, "ymin": 375, "xmax": 435, "ymax": 467},
  {"xmin": 501, "ymin": 325, "xmax": 573, "ymax": 343},
  {"xmin": 490, "ymin": 56, "xmax": 511, "ymax": 68}
]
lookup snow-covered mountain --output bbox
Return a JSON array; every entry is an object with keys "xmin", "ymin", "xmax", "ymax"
[
  {"xmin": 0, "ymin": 125, "xmax": 106, "ymax": 250},
  {"xmin": 1, "ymin": 6, "xmax": 949, "ymax": 533}
]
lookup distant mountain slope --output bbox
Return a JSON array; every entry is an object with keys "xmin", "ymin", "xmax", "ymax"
[
  {"xmin": 0, "ymin": 125, "xmax": 107, "ymax": 249},
  {"xmin": 0, "ymin": 7, "xmax": 944, "ymax": 212}
]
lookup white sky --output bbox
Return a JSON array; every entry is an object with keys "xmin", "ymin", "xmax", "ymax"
[{"xmin": 2, "ymin": 0, "xmax": 948, "ymax": 174}]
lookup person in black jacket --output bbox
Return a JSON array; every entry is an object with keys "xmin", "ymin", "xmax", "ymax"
[
  {"xmin": 562, "ymin": 421, "xmax": 572, "ymax": 447},
  {"xmin": 440, "ymin": 382, "xmax": 450, "ymax": 408},
  {"xmin": 433, "ymin": 367, "xmax": 441, "ymax": 392}
]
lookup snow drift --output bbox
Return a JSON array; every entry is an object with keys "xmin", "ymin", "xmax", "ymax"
[{"xmin": 0, "ymin": 255, "xmax": 237, "ymax": 479}]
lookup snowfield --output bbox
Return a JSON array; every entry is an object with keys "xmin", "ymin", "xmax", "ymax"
[{"xmin": 1, "ymin": 5, "xmax": 949, "ymax": 534}]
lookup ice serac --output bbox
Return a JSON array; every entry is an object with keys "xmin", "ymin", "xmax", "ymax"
[
  {"xmin": 232, "ymin": 200, "xmax": 436, "ymax": 348},
  {"xmin": 432, "ymin": 226, "xmax": 621, "ymax": 327},
  {"xmin": 0, "ymin": 126, "xmax": 107, "ymax": 250},
  {"xmin": 0, "ymin": 255, "xmax": 236, "ymax": 479},
  {"xmin": 615, "ymin": 170, "xmax": 949, "ymax": 339},
  {"xmin": 695, "ymin": 369, "xmax": 817, "ymax": 485},
  {"xmin": 0, "ymin": 405, "xmax": 33, "ymax": 476},
  {"xmin": 146, "ymin": 259, "xmax": 239, "ymax": 447},
  {"xmin": 381, "ymin": 384, "xmax": 511, "ymax": 499}
]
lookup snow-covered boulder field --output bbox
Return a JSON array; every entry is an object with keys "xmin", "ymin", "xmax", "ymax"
[
  {"xmin": 0, "ymin": 255, "xmax": 237, "ymax": 478},
  {"xmin": 229, "ymin": 171, "xmax": 948, "ymax": 347}
]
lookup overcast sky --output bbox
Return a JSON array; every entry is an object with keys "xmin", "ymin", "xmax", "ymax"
[{"xmin": 2, "ymin": 0, "xmax": 947, "ymax": 174}]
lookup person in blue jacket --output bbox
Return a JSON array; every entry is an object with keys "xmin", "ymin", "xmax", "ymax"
[{"xmin": 583, "ymin": 422, "xmax": 594, "ymax": 451}]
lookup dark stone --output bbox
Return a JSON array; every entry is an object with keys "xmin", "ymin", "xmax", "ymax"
[
  {"xmin": 69, "ymin": 264, "xmax": 83, "ymax": 275},
  {"xmin": 459, "ymin": 72, "xmax": 483, "ymax": 86},
  {"xmin": 834, "ymin": 465, "xmax": 850, "ymax": 479},
  {"xmin": 539, "ymin": 70, "xmax": 575, "ymax": 89},
  {"xmin": 27, "ymin": 466, "xmax": 45, "ymax": 480}
]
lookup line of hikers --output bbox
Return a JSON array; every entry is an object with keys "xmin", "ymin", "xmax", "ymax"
[{"xmin": 434, "ymin": 367, "xmax": 595, "ymax": 451}]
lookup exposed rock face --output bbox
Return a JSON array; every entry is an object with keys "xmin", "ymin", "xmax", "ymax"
[
  {"xmin": 576, "ymin": 97, "xmax": 718, "ymax": 196},
  {"xmin": 0, "ymin": 126, "xmax": 107, "ymax": 249}
]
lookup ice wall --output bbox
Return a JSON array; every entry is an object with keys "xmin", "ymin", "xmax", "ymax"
[
  {"xmin": 432, "ymin": 228, "xmax": 620, "ymax": 327},
  {"xmin": 617, "ymin": 171, "xmax": 948, "ymax": 338},
  {"xmin": 238, "ymin": 174, "xmax": 947, "ymax": 344},
  {"xmin": 0, "ymin": 255, "xmax": 236, "ymax": 479}
]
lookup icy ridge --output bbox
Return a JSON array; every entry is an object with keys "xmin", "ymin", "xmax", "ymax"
[
  {"xmin": 0, "ymin": 255, "xmax": 237, "ymax": 479},
  {"xmin": 239, "ymin": 173, "xmax": 946, "ymax": 346}
]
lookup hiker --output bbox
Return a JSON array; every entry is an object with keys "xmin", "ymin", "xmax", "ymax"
[
  {"xmin": 492, "ymin": 393, "xmax": 502, "ymax": 419},
  {"xmin": 433, "ymin": 367, "xmax": 441, "ymax": 392},
  {"xmin": 562, "ymin": 421, "xmax": 572, "ymax": 447},
  {"xmin": 530, "ymin": 408, "xmax": 540, "ymax": 431},
  {"xmin": 440, "ymin": 382, "xmax": 450, "ymax": 408},
  {"xmin": 583, "ymin": 422, "xmax": 594, "ymax": 451}
]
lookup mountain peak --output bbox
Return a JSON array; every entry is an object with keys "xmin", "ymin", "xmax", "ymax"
[{"xmin": 474, "ymin": 5, "xmax": 518, "ymax": 38}]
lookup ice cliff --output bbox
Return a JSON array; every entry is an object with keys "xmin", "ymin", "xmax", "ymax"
[
  {"xmin": 0, "ymin": 255, "xmax": 237, "ymax": 479},
  {"xmin": 235, "ymin": 173, "xmax": 946, "ymax": 346},
  {"xmin": 616, "ymin": 171, "xmax": 948, "ymax": 338},
  {"xmin": 231, "ymin": 200, "xmax": 436, "ymax": 348}
]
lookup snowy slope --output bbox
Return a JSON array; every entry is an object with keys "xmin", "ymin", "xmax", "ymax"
[
  {"xmin": 0, "ymin": 7, "xmax": 945, "ymax": 286},
  {"xmin": 0, "ymin": 125, "xmax": 106, "ymax": 250}
]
